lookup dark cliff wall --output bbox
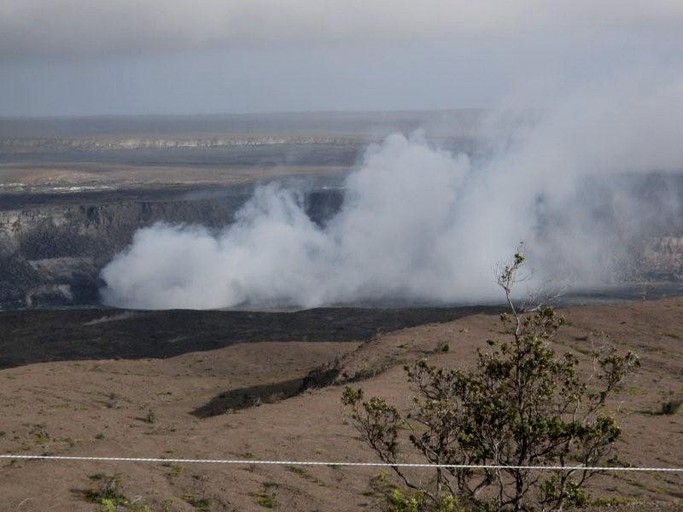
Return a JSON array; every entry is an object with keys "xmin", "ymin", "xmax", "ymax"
[
  {"xmin": 0, "ymin": 189, "xmax": 344, "ymax": 308},
  {"xmin": 0, "ymin": 178, "xmax": 679, "ymax": 309}
]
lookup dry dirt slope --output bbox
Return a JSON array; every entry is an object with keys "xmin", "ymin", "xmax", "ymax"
[{"xmin": 0, "ymin": 298, "xmax": 681, "ymax": 511}]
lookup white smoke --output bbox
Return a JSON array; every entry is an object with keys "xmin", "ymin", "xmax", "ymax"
[{"xmin": 100, "ymin": 77, "xmax": 683, "ymax": 310}]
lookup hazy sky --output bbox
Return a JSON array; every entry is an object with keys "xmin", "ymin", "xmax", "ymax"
[{"xmin": 1, "ymin": 0, "xmax": 682, "ymax": 117}]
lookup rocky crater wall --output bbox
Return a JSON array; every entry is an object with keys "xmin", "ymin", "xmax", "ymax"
[
  {"xmin": 0, "ymin": 182, "xmax": 680, "ymax": 310},
  {"xmin": 0, "ymin": 188, "xmax": 343, "ymax": 308}
]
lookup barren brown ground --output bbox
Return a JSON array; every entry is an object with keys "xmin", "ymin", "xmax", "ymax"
[
  {"xmin": 0, "ymin": 162, "xmax": 350, "ymax": 190},
  {"xmin": 0, "ymin": 298, "xmax": 681, "ymax": 511}
]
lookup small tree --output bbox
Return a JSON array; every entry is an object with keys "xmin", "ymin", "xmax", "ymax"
[{"xmin": 343, "ymin": 253, "xmax": 639, "ymax": 512}]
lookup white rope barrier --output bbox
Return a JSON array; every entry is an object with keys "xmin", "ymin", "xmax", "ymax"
[{"xmin": 1, "ymin": 454, "xmax": 681, "ymax": 472}]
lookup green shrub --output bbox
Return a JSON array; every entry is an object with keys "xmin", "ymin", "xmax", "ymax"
[{"xmin": 343, "ymin": 253, "xmax": 639, "ymax": 512}]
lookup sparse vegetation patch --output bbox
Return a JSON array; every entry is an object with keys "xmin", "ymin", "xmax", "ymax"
[{"xmin": 343, "ymin": 253, "xmax": 641, "ymax": 511}]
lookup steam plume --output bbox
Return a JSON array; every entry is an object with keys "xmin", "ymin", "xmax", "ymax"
[{"xmin": 100, "ymin": 79, "xmax": 682, "ymax": 310}]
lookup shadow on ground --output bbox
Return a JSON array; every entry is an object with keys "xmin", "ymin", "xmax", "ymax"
[{"xmin": 191, "ymin": 378, "xmax": 307, "ymax": 418}]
